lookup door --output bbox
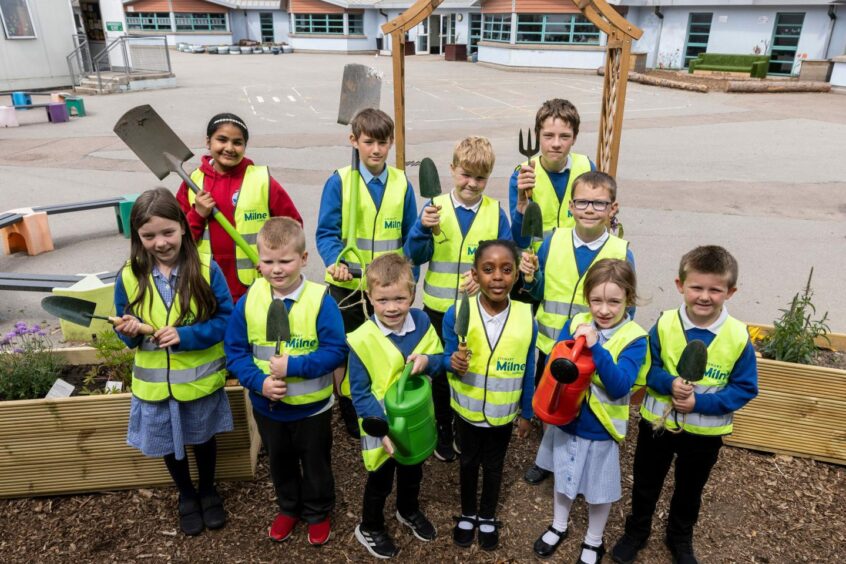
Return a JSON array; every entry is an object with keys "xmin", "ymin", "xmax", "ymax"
[
  {"xmin": 429, "ymin": 15, "xmax": 441, "ymax": 54},
  {"xmin": 417, "ymin": 18, "xmax": 429, "ymax": 54},
  {"xmin": 260, "ymin": 13, "xmax": 274, "ymax": 43},
  {"xmin": 683, "ymin": 13, "xmax": 712, "ymax": 69},
  {"xmin": 769, "ymin": 13, "xmax": 805, "ymax": 75}
]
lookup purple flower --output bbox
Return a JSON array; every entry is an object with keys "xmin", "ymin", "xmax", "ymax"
[
  {"xmin": 32, "ymin": 324, "xmax": 41, "ymax": 332},
  {"xmin": 4, "ymin": 332, "xmax": 15, "ymax": 341},
  {"xmin": 37, "ymin": 331, "xmax": 46, "ymax": 337},
  {"xmin": 13, "ymin": 347, "xmax": 23, "ymax": 354}
]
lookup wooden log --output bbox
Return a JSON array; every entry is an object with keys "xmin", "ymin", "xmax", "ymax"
[{"xmin": 726, "ymin": 81, "xmax": 831, "ymax": 93}]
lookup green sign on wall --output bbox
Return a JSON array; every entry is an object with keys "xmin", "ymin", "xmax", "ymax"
[{"xmin": 106, "ymin": 21, "xmax": 124, "ymax": 32}]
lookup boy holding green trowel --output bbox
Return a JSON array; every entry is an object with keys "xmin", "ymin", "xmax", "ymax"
[
  {"xmin": 405, "ymin": 136, "xmax": 512, "ymax": 463},
  {"xmin": 316, "ymin": 108, "xmax": 418, "ymax": 438},
  {"xmin": 345, "ymin": 253, "xmax": 444, "ymax": 559},
  {"xmin": 224, "ymin": 218, "xmax": 347, "ymax": 546}
]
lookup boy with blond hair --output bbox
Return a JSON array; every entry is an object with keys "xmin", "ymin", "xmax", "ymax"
[
  {"xmin": 611, "ymin": 246, "xmax": 758, "ymax": 564},
  {"xmin": 405, "ymin": 135, "xmax": 511, "ymax": 462},
  {"xmin": 345, "ymin": 253, "xmax": 444, "ymax": 559},
  {"xmin": 225, "ymin": 217, "xmax": 347, "ymax": 546},
  {"xmin": 520, "ymin": 171, "xmax": 635, "ymax": 485},
  {"xmin": 511, "ymin": 98, "xmax": 596, "ymax": 249},
  {"xmin": 316, "ymin": 108, "xmax": 418, "ymax": 438}
]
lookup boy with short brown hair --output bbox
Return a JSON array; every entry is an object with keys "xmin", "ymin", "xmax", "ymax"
[{"xmin": 611, "ymin": 245, "xmax": 758, "ymax": 564}]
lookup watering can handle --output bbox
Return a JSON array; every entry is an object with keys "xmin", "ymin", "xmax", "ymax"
[
  {"xmin": 571, "ymin": 336, "xmax": 587, "ymax": 361},
  {"xmin": 396, "ymin": 361, "xmax": 414, "ymax": 404}
]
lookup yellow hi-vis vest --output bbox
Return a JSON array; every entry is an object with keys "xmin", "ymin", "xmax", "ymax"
[
  {"xmin": 422, "ymin": 193, "xmax": 501, "ymax": 313},
  {"xmin": 188, "ymin": 165, "xmax": 270, "ymax": 287},
  {"xmin": 121, "ymin": 261, "xmax": 226, "ymax": 402},
  {"xmin": 244, "ymin": 277, "xmax": 333, "ymax": 406},
  {"xmin": 346, "ymin": 319, "xmax": 443, "ymax": 471},
  {"xmin": 449, "ymin": 296, "xmax": 533, "ymax": 427},
  {"xmin": 535, "ymin": 228, "xmax": 629, "ymax": 354},
  {"xmin": 519, "ymin": 153, "xmax": 591, "ymax": 245},
  {"xmin": 640, "ymin": 310, "xmax": 748, "ymax": 436},
  {"xmin": 325, "ymin": 165, "xmax": 409, "ymax": 291},
  {"xmin": 569, "ymin": 312, "xmax": 649, "ymax": 442}
]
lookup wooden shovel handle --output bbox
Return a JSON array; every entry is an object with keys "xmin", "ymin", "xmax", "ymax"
[
  {"xmin": 107, "ymin": 317, "xmax": 154, "ymax": 336},
  {"xmin": 457, "ymin": 341, "xmax": 469, "ymax": 361},
  {"xmin": 524, "ymin": 250, "xmax": 537, "ymax": 284}
]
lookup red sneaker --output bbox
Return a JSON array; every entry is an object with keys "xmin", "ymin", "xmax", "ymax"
[
  {"xmin": 308, "ymin": 517, "xmax": 331, "ymax": 546},
  {"xmin": 268, "ymin": 513, "xmax": 299, "ymax": 542}
]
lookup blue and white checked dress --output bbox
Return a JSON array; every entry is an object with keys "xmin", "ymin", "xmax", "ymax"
[{"xmin": 126, "ymin": 265, "xmax": 233, "ymax": 460}]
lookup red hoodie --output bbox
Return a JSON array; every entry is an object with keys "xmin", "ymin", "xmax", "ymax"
[{"xmin": 176, "ymin": 156, "xmax": 303, "ymax": 302}]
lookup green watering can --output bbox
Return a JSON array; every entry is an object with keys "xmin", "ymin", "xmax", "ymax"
[{"xmin": 362, "ymin": 362, "xmax": 437, "ymax": 466}]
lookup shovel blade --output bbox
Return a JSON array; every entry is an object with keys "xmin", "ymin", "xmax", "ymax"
[
  {"xmin": 455, "ymin": 292, "xmax": 471, "ymax": 340},
  {"xmin": 418, "ymin": 158, "xmax": 442, "ymax": 199},
  {"xmin": 113, "ymin": 105, "xmax": 194, "ymax": 181},
  {"xmin": 338, "ymin": 64, "xmax": 382, "ymax": 125},
  {"xmin": 41, "ymin": 295, "xmax": 96, "ymax": 327},
  {"xmin": 522, "ymin": 201, "xmax": 544, "ymax": 240},
  {"xmin": 266, "ymin": 299, "xmax": 291, "ymax": 344},
  {"xmin": 678, "ymin": 339, "xmax": 708, "ymax": 383}
]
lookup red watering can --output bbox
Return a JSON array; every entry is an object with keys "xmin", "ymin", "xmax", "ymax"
[{"xmin": 533, "ymin": 336, "xmax": 595, "ymax": 426}]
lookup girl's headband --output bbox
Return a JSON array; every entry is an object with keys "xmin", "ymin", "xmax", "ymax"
[{"xmin": 212, "ymin": 118, "xmax": 248, "ymax": 132}]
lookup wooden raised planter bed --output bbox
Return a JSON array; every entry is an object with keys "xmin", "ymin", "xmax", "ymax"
[
  {"xmin": 0, "ymin": 346, "xmax": 260, "ymax": 498},
  {"xmin": 724, "ymin": 326, "xmax": 846, "ymax": 466}
]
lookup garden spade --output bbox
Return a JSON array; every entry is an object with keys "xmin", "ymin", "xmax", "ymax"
[
  {"xmin": 418, "ymin": 157, "xmax": 443, "ymax": 237},
  {"xmin": 335, "ymin": 64, "xmax": 382, "ymax": 279},
  {"xmin": 455, "ymin": 291, "xmax": 471, "ymax": 361},
  {"xmin": 655, "ymin": 339, "xmax": 708, "ymax": 433},
  {"xmin": 521, "ymin": 201, "xmax": 543, "ymax": 283},
  {"xmin": 266, "ymin": 299, "xmax": 290, "ymax": 358},
  {"xmin": 113, "ymin": 105, "xmax": 259, "ymax": 266},
  {"xmin": 41, "ymin": 296, "xmax": 153, "ymax": 335}
]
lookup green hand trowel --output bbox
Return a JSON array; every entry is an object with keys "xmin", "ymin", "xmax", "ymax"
[
  {"xmin": 418, "ymin": 157, "xmax": 443, "ymax": 237},
  {"xmin": 521, "ymin": 201, "xmax": 544, "ymax": 283},
  {"xmin": 266, "ymin": 299, "xmax": 290, "ymax": 357},
  {"xmin": 455, "ymin": 291, "xmax": 471, "ymax": 361},
  {"xmin": 654, "ymin": 339, "xmax": 708, "ymax": 433},
  {"xmin": 361, "ymin": 361, "xmax": 437, "ymax": 466},
  {"xmin": 41, "ymin": 295, "xmax": 154, "ymax": 335}
]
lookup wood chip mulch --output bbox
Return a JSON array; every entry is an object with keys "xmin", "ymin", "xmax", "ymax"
[{"xmin": 2, "ymin": 408, "xmax": 844, "ymax": 563}]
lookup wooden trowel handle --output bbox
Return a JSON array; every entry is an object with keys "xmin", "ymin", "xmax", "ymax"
[
  {"xmin": 457, "ymin": 341, "xmax": 469, "ymax": 361},
  {"xmin": 105, "ymin": 316, "xmax": 154, "ymax": 336}
]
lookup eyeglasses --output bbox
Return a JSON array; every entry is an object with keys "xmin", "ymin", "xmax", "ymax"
[{"xmin": 572, "ymin": 199, "xmax": 612, "ymax": 211}]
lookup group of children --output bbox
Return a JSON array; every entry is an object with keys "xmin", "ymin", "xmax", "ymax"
[{"xmin": 113, "ymin": 100, "xmax": 758, "ymax": 564}]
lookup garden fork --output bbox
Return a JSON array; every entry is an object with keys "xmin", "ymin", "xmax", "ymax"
[{"xmin": 518, "ymin": 128, "xmax": 539, "ymax": 198}]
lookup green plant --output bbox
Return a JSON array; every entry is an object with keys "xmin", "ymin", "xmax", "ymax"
[
  {"xmin": 0, "ymin": 322, "xmax": 65, "ymax": 400},
  {"xmin": 80, "ymin": 329, "xmax": 133, "ymax": 395},
  {"xmin": 759, "ymin": 268, "xmax": 830, "ymax": 365}
]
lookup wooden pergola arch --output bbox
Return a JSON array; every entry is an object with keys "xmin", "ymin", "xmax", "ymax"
[{"xmin": 382, "ymin": 0, "xmax": 643, "ymax": 177}]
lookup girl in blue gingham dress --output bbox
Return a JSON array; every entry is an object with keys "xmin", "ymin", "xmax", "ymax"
[
  {"xmin": 114, "ymin": 188, "xmax": 234, "ymax": 536},
  {"xmin": 532, "ymin": 259, "xmax": 648, "ymax": 563}
]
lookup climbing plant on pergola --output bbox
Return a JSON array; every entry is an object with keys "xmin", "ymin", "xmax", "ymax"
[{"xmin": 383, "ymin": 0, "xmax": 643, "ymax": 177}]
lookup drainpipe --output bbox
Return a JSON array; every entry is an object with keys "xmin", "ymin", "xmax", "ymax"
[
  {"xmin": 653, "ymin": 6, "xmax": 664, "ymax": 69},
  {"xmin": 824, "ymin": 5, "xmax": 837, "ymax": 59}
]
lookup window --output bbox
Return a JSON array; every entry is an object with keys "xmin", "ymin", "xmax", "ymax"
[
  {"xmin": 0, "ymin": 0, "xmax": 37, "ymax": 39},
  {"xmin": 469, "ymin": 13, "xmax": 482, "ymax": 53},
  {"xmin": 482, "ymin": 14, "xmax": 511, "ymax": 42},
  {"xmin": 683, "ymin": 13, "xmax": 712, "ymax": 68},
  {"xmin": 769, "ymin": 12, "xmax": 805, "ymax": 75},
  {"xmin": 294, "ymin": 13, "xmax": 345, "ymax": 34},
  {"xmin": 516, "ymin": 14, "xmax": 599, "ymax": 45},
  {"xmin": 348, "ymin": 13, "xmax": 363, "ymax": 35},
  {"xmin": 260, "ymin": 12, "xmax": 274, "ymax": 42},
  {"xmin": 126, "ymin": 12, "xmax": 171, "ymax": 31},
  {"xmin": 174, "ymin": 13, "xmax": 226, "ymax": 31}
]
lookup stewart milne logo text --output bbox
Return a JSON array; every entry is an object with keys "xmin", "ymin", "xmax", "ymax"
[
  {"xmin": 496, "ymin": 358, "xmax": 526, "ymax": 373},
  {"xmin": 244, "ymin": 211, "xmax": 269, "ymax": 221}
]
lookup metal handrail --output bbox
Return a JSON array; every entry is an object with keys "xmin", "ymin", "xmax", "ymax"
[
  {"xmin": 89, "ymin": 34, "xmax": 171, "ymax": 93},
  {"xmin": 65, "ymin": 34, "xmax": 92, "ymax": 87}
]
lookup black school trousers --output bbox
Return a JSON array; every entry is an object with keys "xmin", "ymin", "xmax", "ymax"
[
  {"xmin": 422, "ymin": 306, "xmax": 453, "ymax": 436},
  {"xmin": 456, "ymin": 417, "xmax": 513, "ymax": 519},
  {"xmin": 253, "ymin": 409, "xmax": 335, "ymax": 523},
  {"xmin": 362, "ymin": 458, "xmax": 423, "ymax": 532},
  {"xmin": 624, "ymin": 419, "xmax": 723, "ymax": 545}
]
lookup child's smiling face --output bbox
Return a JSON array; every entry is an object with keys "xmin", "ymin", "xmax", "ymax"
[
  {"xmin": 569, "ymin": 182, "xmax": 618, "ymax": 241},
  {"xmin": 472, "ymin": 244, "xmax": 517, "ymax": 312},
  {"xmin": 207, "ymin": 122, "xmax": 246, "ymax": 173},
  {"xmin": 676, "ymin": 270, "xmax": 736, "ymax": 327},
  {"xmin": 258, "ymin": 241, "xmax": 307, "ymax": 296},
  {"xmin": 538, "ymin": 117, "xmax": 576, "ymax": 172},
  {"xmin": 450, "ymin": 164, "xmax": 489, "ymax": 206},
  {"xmin": 138, "ymin": 215, "xmax": 184, "ymax": 268},
  {"xmin": 351, "ymin": 132, "xmax": 393, "ymax": 175},
  {"xmin": 587, "ymin": 281, "xmax": 627, "ymax": 330},
  {"xmin": 368, "ymin": 281, "xmax": 413, "ymax": 332}
]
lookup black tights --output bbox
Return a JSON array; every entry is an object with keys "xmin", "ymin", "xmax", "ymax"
[{"xmin": 163, "ymin": 437, "xmax": 218, "ymax": 497}]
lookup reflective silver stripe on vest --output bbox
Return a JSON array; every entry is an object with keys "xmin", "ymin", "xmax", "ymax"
[
  {"xmin": 286, "ymin": 374, "xmax": 333, "ymax": 397},
  {"xmin": 428, "ymin": 260, "xmax": 463, "ymax": 274},
  {"xmin": 423, "ymin": 281, "xmax": 459, "ymax": 299},
  {"xmin": 542, "ymin": 300, "xmax": 590, "ymax": 317},
  {"xmin": 538, "ymin": 322, "xmax": 561, "ymax": 340},
  {"xmin": 590, "ymin": 384, "xmax": 629, "ymax": 436},
  {"xmin": 353, "ymin": 238, "xmax": 402, "ymax": 252},
  {"xmin": 202, "ymin": 229, "xmax": 210, "ymax": 242},
  {"xmin": 451, "ymin": 391, "xmax": 518, "ymax": 419},
  {"xmin": 461, "ymin": 372, "xmax": 523, "ymax": 393},
  {"xmin": 237, "ymin": 258, "xmax": 257, "ymax": 270},
  {"xmin": 643, "ymin": 393, "xmax": 732, "ymax": 430},
  {"xmin": 252, "ymin": 344, "xmax": 276, "ymax": 361},
  {"xmin": 242, "ymin": 233, "xmax": 258, "ymax": 244},
  {"xmin": 134, "ymin": 357, "xmax": 226, "ymax": 385}
]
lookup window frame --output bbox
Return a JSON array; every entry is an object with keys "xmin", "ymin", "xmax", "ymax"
[
  {"xmin": 293, "ymin": 13, "xmax": 347, "ymax": 35},
  {"xmin": 481, "ymin": 14, "xmax": 511, "ymax": 43},
  {"xmin": 515, "ymin": 14, "xmax": 600, "ymax": 45},
  {"xmin": 0, "ymin": 0, "xmax": 37, "ymax": 39}
]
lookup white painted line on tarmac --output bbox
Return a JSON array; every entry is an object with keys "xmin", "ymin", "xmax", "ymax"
[
  {"xmin": 291, "ymin": 87, "xmax": 303, "ymax": 98},
  {"xmin": 286, "ymin": 113, "xmax": 295, "ymax": 117},
  {"xmin": 451, "ymin": 82, "xmax": 521, "ymax": 109},
  {"xmin": 256, "ymin": 96, "xmax": 264, "ymax": 103},
  {"xmin": 309, "ymin": 105, "xmax": 318, "ymax": 114},
  {"xmin": 273, "ymin": 97, "xmax": 281, "ymax": 103},
  {"xmin": 250, "ymin": 105, "xmax": 256, "ymax": 114},
  {"xmin": 288, "ymin": 95, "xmax": 297, "ymax": 102},
  {"xmin": 411, "ymin": 85, "xmax": 441, "ymax": 100}
]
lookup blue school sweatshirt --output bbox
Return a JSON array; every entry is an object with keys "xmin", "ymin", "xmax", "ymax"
[{"xmin": 224, "ymin": 288, "xmax": 348, "ymax": 422}]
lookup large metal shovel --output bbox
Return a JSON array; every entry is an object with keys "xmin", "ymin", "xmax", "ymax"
[
  {"xmin": 41, "ymin": 295, "xmax": 154, "ymax": 335},
  {"xmin": 113, "ymin": 104, "xmax": 259, "ymax": 266},
  {"xmin": 335, "ymin": 64, "xmax": 382, "ymax": 278}
]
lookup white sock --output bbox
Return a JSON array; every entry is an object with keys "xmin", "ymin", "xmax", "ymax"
[
  {"xmin": 478, "ymin": 517, "xmax": 496, "ymax": 534},
  {"xmin": 542, "ymin": 491, "xmax": 573, "ymax": 544},
  {"xmin": 580, "ymin": 502, "xmax": 612, "ymax": 564},
  {"xmin": 458, "ymin": 514, "xmax": 475, "ymax": 530}
]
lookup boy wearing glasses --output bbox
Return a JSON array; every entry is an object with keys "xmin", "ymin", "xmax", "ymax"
[{"xmin": 519, "ymin": 170, "xmax": 635, "ymax": 485}]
